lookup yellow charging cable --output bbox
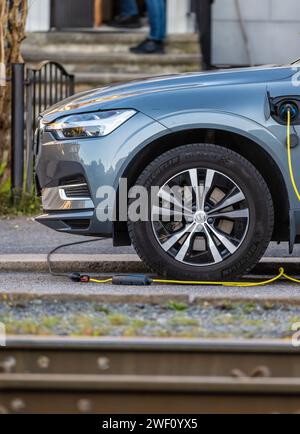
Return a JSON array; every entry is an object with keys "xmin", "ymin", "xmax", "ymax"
[
  {"xmin": 88, "ymin": 267, "xmax": 296, "ymax": 287},
  {"xmin": 86, "ymin": 110, "xmax": 300, "ymax": 287},
  {"xmin": 287, "ymin": 109, "xmax": 300, "ymax": 200},
  {"xmin": 90, "ymin": 278, "xmax": 113, "ymax": 284},
  {"xmin": 152, "ymin": 268, "xmax": 285, "ymax": 287}
]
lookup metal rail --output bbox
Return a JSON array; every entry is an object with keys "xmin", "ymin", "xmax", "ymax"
[
  {"xmin": 1, "ymin": 338, "xmax": 300, "ymax": 414},
  {"xmin": 11, "ymin": 64, "xmax": 25, "ymax": 199}
]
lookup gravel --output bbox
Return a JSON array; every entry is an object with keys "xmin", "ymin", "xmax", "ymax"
[{"xmin": 0, "ymin": 299, "xmax": 299, "ymax": 340}]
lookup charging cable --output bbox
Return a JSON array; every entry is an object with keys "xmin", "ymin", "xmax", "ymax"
[
  {"xmin": 287, "ymin": 109, "xmax": 300, "ymax": 200},
  {"xmin": 47, "ymin": 238, "xmax": 112, "ymax": 283}
]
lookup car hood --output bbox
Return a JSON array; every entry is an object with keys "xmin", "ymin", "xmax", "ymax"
[{"xmin": 42, "ymin": 65, "xmax": 296, "ymax": 122}]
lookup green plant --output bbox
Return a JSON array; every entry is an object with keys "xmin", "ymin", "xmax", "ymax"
[
  {"xmin": 242, "ymin": 319, "xmax": 264, "ymax": 327},
  {"xmin": 41, "ymin": 316, "xmax": 61, "ymax": 329},
  {"xmin": 108, "ymin": 313, "xmax": 130, "ymax": 326},
  {"xmin": 166, "ymin": 301, "xmax": 188, "ymax": 312},
  {"xmin": 0, "ymin": 190, "xmax": 41, "ymax": 216},
  {"xmin": 168, "ymin": 316, "xmax": 199, "ymax": 327},
  {"xmin": 216, "ymin": 300, "xmax": 236, "ymax": 311},
  {"xmin": 212, "ymin": 314, "xmax": 236, "ymax": 326},
  {"xmin": 94, "ymin": 305, "xmax": 110, "ymax": 315},
  {"xmin": 242, "ymin": 303, "xmax": 258, "ymax": 315},
  {"xmin": 263, "ymin": 302, "xmax": 276, "ymax": 311}
]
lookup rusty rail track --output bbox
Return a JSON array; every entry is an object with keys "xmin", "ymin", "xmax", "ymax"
[{"xmin": 1, "ymin": 337, "xmax": 300, "ymax": 414}]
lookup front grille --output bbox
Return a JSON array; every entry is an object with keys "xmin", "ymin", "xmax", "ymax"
[
  {"xmin": 63, "ymin": 184, "xmax": 91, "ymax": 199},
  {"xmin": 59, "ymin": 175, "xmax": 86, "ymax": 186}
]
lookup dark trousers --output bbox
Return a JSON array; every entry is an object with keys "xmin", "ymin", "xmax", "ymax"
[
  {"xmin": 194, "ymin": 0, "xmax": 214, "ymax": 69},
  {"xmin": 121, "ymin": 0, "xmax": 166, "ymax": 41}
]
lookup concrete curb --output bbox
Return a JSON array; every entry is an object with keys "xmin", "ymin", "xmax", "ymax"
[
  {"xmin": 0, "ymin": 254, "xmax": 299, "ymax": 275},
  {"xmin": 0, "ymin": 292, "xmax": 191, "ymax": 305},
  {"xmin": 2, "ymin": 292, "xmax": 300, "ymax": 305},
  {"xmin": 0, "ymin": 254, "xmax": 144, "ymax": 273}
]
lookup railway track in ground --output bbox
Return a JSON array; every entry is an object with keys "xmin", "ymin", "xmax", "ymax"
[{"xmin": 0, "ymin": 337, "xmax": 300, "ymax": 414}]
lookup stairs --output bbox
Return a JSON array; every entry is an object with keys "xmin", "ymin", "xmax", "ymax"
[{"xmin": 22, "ymin": 31, "xmax": 201, "ymax": 91}]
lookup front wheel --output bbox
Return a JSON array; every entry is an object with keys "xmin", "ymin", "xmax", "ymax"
[{"xmin": 128, "ymin": 144, "xmax": 274, "ymax": 281}]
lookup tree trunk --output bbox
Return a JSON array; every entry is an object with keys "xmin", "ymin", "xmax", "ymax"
[
  {"xmin": 0, "ymin": 0, "xmax": 8, "ymax": 123},
  {"xmin": 0, "ymin": 0, "xmax": 27, "ymax": 187}
]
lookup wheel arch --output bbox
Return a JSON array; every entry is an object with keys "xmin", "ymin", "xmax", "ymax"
[{"xmin": 113, "ymin": 128, "xmax": 290, "ymax": 245}]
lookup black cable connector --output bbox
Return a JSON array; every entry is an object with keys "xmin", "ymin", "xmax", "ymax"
[
  {"xmin": 70, "ymin": 273, "xmax": 90, "ymax": 283},
  {"xmin": 112, "ymin": 275, "xmax": 153, "ymax": 286},
  {"xmin": 47, "ymin": 238, "xmax": 153, "ymax": 285}
]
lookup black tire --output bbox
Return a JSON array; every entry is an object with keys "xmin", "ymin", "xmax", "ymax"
[{"xmin": 128, "ymin": 144, "xmax": 274, "ymax": 281}]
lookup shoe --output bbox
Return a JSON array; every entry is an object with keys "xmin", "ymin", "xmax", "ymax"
[
  {"xmin": 130, "ymin": 39, "xmax": 165, "ymax": 54},
  {"xmin": 107, "ymin": 15, "xmax": 142, "ymax": 29}
]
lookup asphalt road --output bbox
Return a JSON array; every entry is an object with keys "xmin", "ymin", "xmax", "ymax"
[
  {"xmin": 2, "ymin": 217, "xmax": 300, "ymax": 301},
  {"xmin": 1, "ymin": 271, "xmax": 300, "ymax": 301},
  {"xmin": 0, "ymin": 217, "xmax": 131, "ymax": 254},
  {"xmin": 1, "ymin": 216, "xmax": 299, "ymax": 257}
]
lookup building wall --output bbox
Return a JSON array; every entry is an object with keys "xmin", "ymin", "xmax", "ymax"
[
  {"xmin": 167, "ymin": 0, "xmax": 194, "ymax": 34},
  {"xmin": 212, "ymin": 0, "xmax": 300, "ymax": 65},
  {"xmin": 26, "ymin": 0, "xmax": 50, "ymax": 32},
  {"xmin": 25, "ymin": 0, "xmax": 300, "ymax": 66}
]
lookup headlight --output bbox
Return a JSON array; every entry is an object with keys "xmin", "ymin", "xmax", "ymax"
[{"xmin": 45, "ymin": 110, "xmax": 136, "ymax": 139}]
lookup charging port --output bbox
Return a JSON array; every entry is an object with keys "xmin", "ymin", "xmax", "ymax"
[
  {"xmin": 279, "ymin": 102, "xmax": 299, "ymax": 122},
  {"xmin": 269, "ymin": 95, "xmax": 300, "ymax": 125}
]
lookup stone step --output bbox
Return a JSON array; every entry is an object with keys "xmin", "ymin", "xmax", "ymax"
[
  {"xmin": 23, "ymin": 31, "xmax": 201, "ymax": 91},
  {"xmin": 23, "ymin": 50, "xmax": 200, "ymax": 75},
  {"xmin": 23, "ymin": 50, "xmax": 201, "ymax": 66},
  {"xmin": 24, "ymin": 31, "xmax": 199, "ymax": 54},
  {"xmin": 23, "ymin": 42, "xmax": 197, "ymax": 55}
]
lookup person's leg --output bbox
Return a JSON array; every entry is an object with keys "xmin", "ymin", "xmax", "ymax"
[
  {"xmin": 108, "ymin": 0, "xmax": 141, "ymax": 28},
  {"xmin": 120, "ymin": 0, "xmax": 139, "ymax": 17},
  {"xmin": 146, "ymin": 0, "xmax": 166, "ymax": 41},
  {"xmin": 130, "ymin": 0, "xmax": 166, "ymax": 54}
]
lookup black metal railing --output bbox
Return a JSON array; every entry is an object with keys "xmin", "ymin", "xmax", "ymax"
[{"xmin": 11, "ymin": 61, "xmax": 75, "ymax": 197}]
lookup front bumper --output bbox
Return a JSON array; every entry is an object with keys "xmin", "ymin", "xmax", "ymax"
[
  {"xmin": 36, "ymin": 184, "xmax": 97, "ymax": 236},
  {"xmin": 35, "ymin": 111, "xmax": 167, "ymax": 236}
]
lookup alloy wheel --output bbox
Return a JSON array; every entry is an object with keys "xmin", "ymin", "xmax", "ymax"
[{"xmin": 151, "ymin": 168, "xmax": 250, "ymax": 267}]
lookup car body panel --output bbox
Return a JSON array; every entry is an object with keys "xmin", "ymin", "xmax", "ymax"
[
  {"xmin": 36, "ymin": 65, "xmax": 300, "ymax": 248},
  {"xmin": 42, "ymin": 66, "xmax": 295, "ymax": 122}
]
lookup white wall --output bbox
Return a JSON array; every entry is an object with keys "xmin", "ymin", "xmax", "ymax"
[
  {"xmin": 212, "ymin": 0, "xmax": 300, "ymax": 65},
  {"xmin": 167, "ymin": 0, "xmax": 195, "ymax": 34},
  {"xmin": 26, "ymin": 0, "xmax": 50, "ymax": 32}
]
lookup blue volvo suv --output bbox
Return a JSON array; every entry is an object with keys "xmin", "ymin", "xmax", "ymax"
[{"xmin": 35, "ymin": 64, "xmax": 300, "ymax": 281}]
